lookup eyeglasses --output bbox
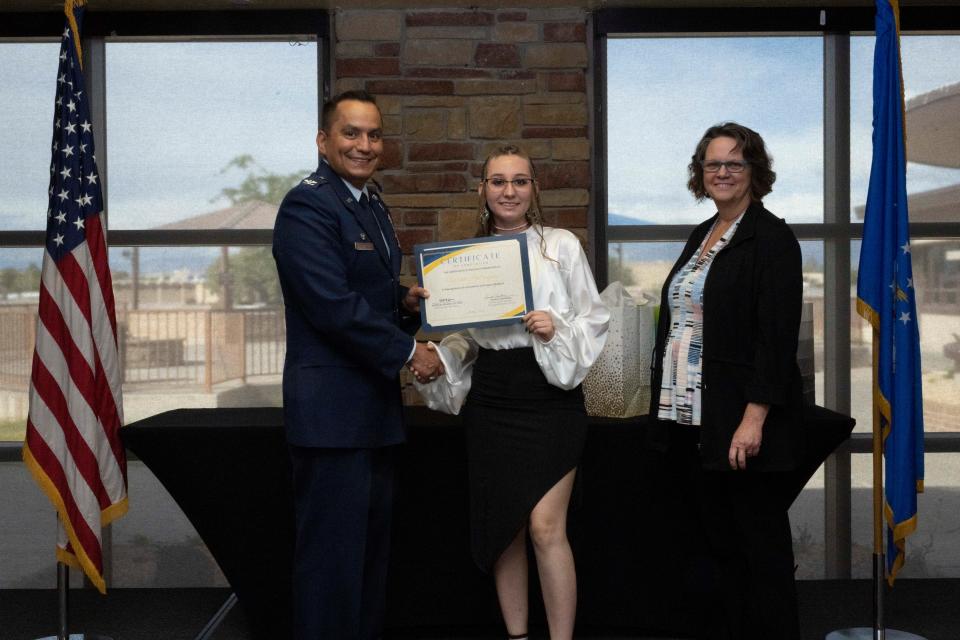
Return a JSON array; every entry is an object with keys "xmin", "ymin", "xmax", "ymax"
[
  {"xmin": 483, "ymin": 177, "xmax": 534, "ymax": 189},
  {"xmin": 701, "ymin": 160, "xmax": 749, "ymax": 173}
]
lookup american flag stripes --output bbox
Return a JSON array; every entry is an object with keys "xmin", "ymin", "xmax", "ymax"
[{"xmin": 22, "ymin": 0, "xmax": 127, "ymax": 594}]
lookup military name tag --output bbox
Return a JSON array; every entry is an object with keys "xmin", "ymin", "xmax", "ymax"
[{"xmin": 354, "ymin": 241, "xmax": 375, "ymax": 251}]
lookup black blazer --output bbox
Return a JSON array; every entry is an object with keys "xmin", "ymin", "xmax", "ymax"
[{"xmin": 648, "ymin": 202, "xmax": 805, "ymax": 471}]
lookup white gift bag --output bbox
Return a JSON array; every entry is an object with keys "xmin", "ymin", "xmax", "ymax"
[{"xmin": 582, "ymin": 282, "xmax": 656, "ymax": 418}]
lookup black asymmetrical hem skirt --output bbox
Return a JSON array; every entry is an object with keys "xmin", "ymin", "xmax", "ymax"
[{"xmin": 462, "ymin": 347, "xmax": 587, "ymax": 573}]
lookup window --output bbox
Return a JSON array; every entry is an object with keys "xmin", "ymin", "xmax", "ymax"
[
  {"xmin": 0, "ymin": 42, "xmax": 60, "ymax": 232},
  {"xmin": 607, "ymin": 36, "xmax": 823, "ymax": 226},
  {"xmin": 850, "ymin": 35, "xmax": 960, "ymax": 440},
  {"xmin": 104, "ymin": 39, "xmax": 317, "ymax": 427},
  {"xmin": 0, "ymin": 29, "xmax": 322, "ymax": 443},
  {"xmin": 0, "ymin": 42, "xmax": 59, "ymax": 442},
  {"xmin": 106, "ymin": 41, "xmax": 318, "ymax": 231}
]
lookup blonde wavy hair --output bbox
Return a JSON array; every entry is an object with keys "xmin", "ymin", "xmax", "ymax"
[{"xmin": 476, "ymin": 144, "xmax": 553, "ymax": 261}]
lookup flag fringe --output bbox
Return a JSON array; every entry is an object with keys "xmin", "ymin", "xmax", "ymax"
[
  {"xmin": 22, "ymin": 441, "xmax": 126, "ymax": 594},
  {"xmin": 883, "ymin": 500, "xmax": 918, "ymax": 586},
  {"xmin": 855, "ymin": 297, "xmax": 880, "ymax": 330},
  {"xmin": 64, "ymin": 0, "xmax": 86, "ymax": 68}
]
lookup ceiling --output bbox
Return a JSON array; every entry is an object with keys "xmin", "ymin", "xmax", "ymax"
[{"xmin": 5, "ymin": 0, "xmax": 958, "ymax": 12}]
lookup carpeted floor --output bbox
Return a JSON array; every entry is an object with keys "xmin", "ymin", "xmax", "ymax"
[{"xmin": 1, "ymin": 580, "xmax": 956, "ymax": 640}]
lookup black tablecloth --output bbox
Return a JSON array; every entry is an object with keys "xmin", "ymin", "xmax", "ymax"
[{"xmin": 121, "ymin": 405, "xmax": 853, "ymax": 638}]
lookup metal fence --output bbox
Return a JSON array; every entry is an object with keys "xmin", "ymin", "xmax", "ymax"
[
  {"xmin": 0, "ymin": 307, "xmax": 35, "ymax": 390},
  {"xmin": 0, "ymin": 305, "xmax": 286, "ymax": 393}
]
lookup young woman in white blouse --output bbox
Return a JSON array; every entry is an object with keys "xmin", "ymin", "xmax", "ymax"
[{"xmin": 416, "ymin": 145, "xmax": 609, "ymax": 640}]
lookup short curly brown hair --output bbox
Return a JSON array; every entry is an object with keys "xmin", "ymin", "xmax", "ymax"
[{"xmin": 687, "ymin": 122, "xmax": 776, "ymax": 203}]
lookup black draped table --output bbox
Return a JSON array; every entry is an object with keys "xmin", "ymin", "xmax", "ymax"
[{"xmin": 121, "ymin": 405, "xmax": 853, "ymax": 638}]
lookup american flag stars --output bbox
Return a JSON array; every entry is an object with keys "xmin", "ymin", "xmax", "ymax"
[{"xmin": 46, "ymin": 29, "xmax": 103, "ymax": 261}]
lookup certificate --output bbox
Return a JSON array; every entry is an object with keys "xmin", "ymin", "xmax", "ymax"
[{"xmin": 414, "ymin": 235, "xmax": 534, "ymax": 331}]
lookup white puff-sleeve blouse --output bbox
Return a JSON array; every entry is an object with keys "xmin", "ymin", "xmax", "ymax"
[{"xmin": 415, "ymin": 226, "xmax": 609, "ymax": 415}]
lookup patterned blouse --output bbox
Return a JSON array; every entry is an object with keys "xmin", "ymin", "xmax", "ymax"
[{"xmin": 657, "ymin": 212, "xmax": 744, "ymax": 425}]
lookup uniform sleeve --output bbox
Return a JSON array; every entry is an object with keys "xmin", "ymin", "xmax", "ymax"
[
  {"xmin": 272, "ymin": 186, "xmax": 414, "ymax": 378},
  {"xmin": 532, "ymin": 237, "xmax": 610, "ymax": 390},
  {"xmin": 412, "ymin": 333, "xmax": 479, "ymax": 415}
]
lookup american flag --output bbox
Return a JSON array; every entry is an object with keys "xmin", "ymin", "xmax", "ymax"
[{"xmin": 22, "ymin": 0, "xmax": 127, "ymax": 595}]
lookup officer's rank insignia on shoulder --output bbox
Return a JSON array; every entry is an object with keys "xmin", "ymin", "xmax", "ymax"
[{"xmin": 301, "ymin": 175, "xmax": 327, "ymax": 188}]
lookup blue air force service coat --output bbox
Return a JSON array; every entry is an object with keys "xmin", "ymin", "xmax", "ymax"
[{"xmin": 272, "ymin": 162, "xmax": 419, "ymax": 448}]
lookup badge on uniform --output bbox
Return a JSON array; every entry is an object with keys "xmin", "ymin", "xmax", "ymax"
[
  {"xmin": 354, "ymin": 242, "xmax": 375, "ymax": 251},
  {"xmin": 302, "ymin": 178, "xmax": 318, "ymax": 186}
]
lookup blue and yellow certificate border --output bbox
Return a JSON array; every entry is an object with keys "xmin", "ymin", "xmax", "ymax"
[{"xmin": 414, "ymin": 235, "xmax": 534, "ymax": 332}]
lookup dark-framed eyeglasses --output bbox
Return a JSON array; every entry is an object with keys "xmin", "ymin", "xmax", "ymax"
[
  {"xmin": 701, "ymin": 160, "xmax": 749, "ymax": 173},
  {"xmin": 483, "ymin": 177, "xmax": 535, "ymax": 189}
]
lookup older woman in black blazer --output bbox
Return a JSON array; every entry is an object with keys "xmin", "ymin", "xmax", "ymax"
[{"xmin": 648, "ymin": 122, "xmax": 804, "ymax": 640}]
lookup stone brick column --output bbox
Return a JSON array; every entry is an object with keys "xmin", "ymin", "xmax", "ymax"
[{"xmin": 333, "ymin": 8, "xmax": 593, "ymax": 402}]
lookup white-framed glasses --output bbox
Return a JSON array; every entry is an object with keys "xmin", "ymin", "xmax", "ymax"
[
  {"xmin": 701, "ymin": 160, "xmax": 749, "ymax": 173},
  {"xmin": 483, "ymin": 177, "xmax": 534, "ymax": 189}
]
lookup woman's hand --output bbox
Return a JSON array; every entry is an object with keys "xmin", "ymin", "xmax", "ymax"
[
  {"xmin": 522, "ymin": 310, "xmax": 555, "ymax": 342},
  {"xmin": 728, "ymin": 402, "xmax": 770, "ymax": 470}
]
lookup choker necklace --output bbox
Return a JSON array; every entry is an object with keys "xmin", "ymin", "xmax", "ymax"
[{"xmin": 493, "ymin": 221, "xmax": 530, "ymax": 232}]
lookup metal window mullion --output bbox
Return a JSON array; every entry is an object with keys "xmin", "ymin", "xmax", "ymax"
[
  {"xmin": 586, "ymin": 12, "xmax": 599, "ymax": 275},
  {"xmin": 83, "ymin": 37, "xmax": 107, "ymax": 234},
  {"xmin": 822, "ymin": 32, "xmax": 852, "ymax": 580},
  {"xmin": 593, "ymin": 30, "xmax": 609, "ymax": 287},
  {"xmin": 80, "ymin": 33, "xmax": 114, "ymax": 590}
]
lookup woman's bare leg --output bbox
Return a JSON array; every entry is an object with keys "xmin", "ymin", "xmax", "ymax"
[
  {"xmin": 528, "ymin": 468, "xmax": 578, "ymax": 640},
  {"xmin": 494, "ymin": 526, "xmax": 529, "ymax": 638}
]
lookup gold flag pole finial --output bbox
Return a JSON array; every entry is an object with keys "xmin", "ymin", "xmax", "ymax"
[{"xmin": 64, "ymin": 0, "xmax": 86, "ymax": 68}]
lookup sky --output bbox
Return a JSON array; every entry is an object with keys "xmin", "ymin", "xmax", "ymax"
[
  {"xmin": 0, "ymin": 40, "xmax": 318, "ymax": 236},
  {"xmin": 607, "ymin": 34, "xmax": 960, "ymax": 225}
]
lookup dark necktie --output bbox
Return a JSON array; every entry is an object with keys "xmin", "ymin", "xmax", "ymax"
[{"xmin": 360, "ymin": 193, "xmax": 390, "ymax": 258}]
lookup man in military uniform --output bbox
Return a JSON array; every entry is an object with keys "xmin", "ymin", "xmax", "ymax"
[{"xmin": 273, "ymin": 89, "xmax": 442, "ymax": 639}]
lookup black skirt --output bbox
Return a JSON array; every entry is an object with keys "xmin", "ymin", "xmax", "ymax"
[{"xmin": 462, "ymin": 347, "xmax": 587, "ymax": 572}]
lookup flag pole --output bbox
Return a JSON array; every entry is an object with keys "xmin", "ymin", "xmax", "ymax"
[
  {"xmin": 31, "ymin": 518, "xmax": 114, "ymax": 640},
  {"xmin": 58, "ymin": 561, "xmax": 68, "ymax": 640},
  {"xmin": 826, "ymin": 334, "xmax": 925, "ymax": 638},
  {"xmin": 871, "ymin": 327, "xmax": 887, "ymax": 638},
  {"xmin": 825, "ymin": 337, "xmax": 924, "ymax": 637}
]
